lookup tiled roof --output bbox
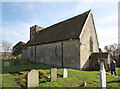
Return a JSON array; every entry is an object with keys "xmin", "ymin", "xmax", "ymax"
[{"xmin": 25, "ymin": 10, "xmax": 90, "ymax": 47}]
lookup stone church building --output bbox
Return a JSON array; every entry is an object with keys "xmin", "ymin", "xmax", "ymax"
[{"xmin": 22, "ymin": 10, "xmax": 110, "ymax": 70}]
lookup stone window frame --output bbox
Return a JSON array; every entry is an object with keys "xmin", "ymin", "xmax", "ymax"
[{"xmin": 90, "ymin": 37, "xmax": 93, "ymax": 52}]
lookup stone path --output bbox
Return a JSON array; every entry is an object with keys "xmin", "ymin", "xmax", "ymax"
[{"xmin": 106, "ymin": 72, "xmax": 120, "ymax": 78}]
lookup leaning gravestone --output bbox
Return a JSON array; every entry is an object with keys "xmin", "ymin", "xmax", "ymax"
[
  {"xmin": 51, "ymin": 68, "xmax": 57, "ymax": 81},
  {"xmin": 99, "ymin": 63, "xmax": 106, "ymax": 89},
  {"xmin": 4, "ymin": 62, "xmax": 10, "ymax": 67},
  {"xmin": 27, "ymin": 69, "xmax": 39, "ymax": 88},
  {"xmin": 63, "ymin": 68, "xmax": 68, "ymax": 78}
]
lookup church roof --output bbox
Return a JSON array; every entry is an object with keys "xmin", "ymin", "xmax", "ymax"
[{"xmin": 25, "ymin": 10, "xmax": 91, "ymax": 47}]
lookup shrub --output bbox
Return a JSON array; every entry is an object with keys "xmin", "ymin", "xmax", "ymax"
[
  {"xmin": 46, "ymin": 75, "xmax": 51, "ymax": 82},
  {"xmin": 24, "ymin": 69, "xmax": 31, "ymax": 71},
  {"xmin": 13, "ymin": 60, "xmax": 21, "ymax": 65},
  {"xmin": 19, "ymin": 80, "xmax": 26, "ymax": 87},
  {"xmin": 23, "ymin": 73, "xmax": 28, "ymax": 80},
  {"xmin": 47, "ymin": 78, "xmax": 51, "ymax": 82},
  {"xmin": 18, "ymin": 76, "xmax": 23, "ymax": 80},
  {"xmin": 38, "ymin": 70, "xmax": 46, "ymax": 78},
  {"xmin": 22, "ymin": 79, "xmax": 26, "ymax": 82},
  {"xmin": 17, "ymin": 76, "xmax": 26, "ymax": 87}
]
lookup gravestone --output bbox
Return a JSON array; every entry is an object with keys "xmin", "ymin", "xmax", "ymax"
[
  {"xmin": 83, "ymin": 81, "xmax": 86, "ymax": 86},
  {"xmin": 51, "ymin": 68, "xmax": 57, "ymax": 81},
  {"xmin": 63, "ymin": 68, "xmax": 68, "ymax": 78},
  {"xmin": 99, "ymin": 63, "xmax": 106, "ymax": 89},
  {"xmin": 27, "ymin": 69, "xmax": 39, "ymax": 88},
  {"xmin": 4, "ymin": 62, "xmax": 9, "ymax": 67}
]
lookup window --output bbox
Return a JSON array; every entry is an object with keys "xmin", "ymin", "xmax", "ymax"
[
  {"xmin": 31, "ymin": 49, "xmax": 33, "ymax": 57},
  {"xmin": 90, "ymin": 37, "xmax": 93, "ymax": 52},
  {"xmin": 55, "ymin": 46, "xmax": 58, "ymax": 56}
]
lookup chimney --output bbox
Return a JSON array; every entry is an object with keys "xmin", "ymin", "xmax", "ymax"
[
  {"xmin": 35, "ymin": 25, "xmax": 38, "ymax": 32},
  {"xmin": 30, "ymin": 25, "xmax": 44, "ymax": 40}
]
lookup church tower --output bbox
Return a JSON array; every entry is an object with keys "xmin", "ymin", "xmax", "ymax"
[{"xmin": 30, "ymin": 25, "xmax": 44, "ymax": 40}]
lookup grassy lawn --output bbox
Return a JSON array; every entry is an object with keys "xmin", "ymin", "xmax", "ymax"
[
  {"xmin": 116, "ymin": 67, "xmax": 120, "ymax": 76},
  {"xmin": 1, "ymin": 59, "xmax": 120, "ymax": 88}
]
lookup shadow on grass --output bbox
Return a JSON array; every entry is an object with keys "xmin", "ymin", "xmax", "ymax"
[
  {"xmin": 2, "ymin": 59, "xmax": 62, "ymax": 74},
  {"xmin": 107, "ymin": 80, "xmax": 120, "ymax": 83}
]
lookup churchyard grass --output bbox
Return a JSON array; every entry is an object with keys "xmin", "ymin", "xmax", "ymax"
[
  {"xmin": 116, "ymin": 67, "xmax": 120, "ymax": 75},
  {"xmin": 2, "ymin": 59, "xmax": 120, "ymax": 88}
]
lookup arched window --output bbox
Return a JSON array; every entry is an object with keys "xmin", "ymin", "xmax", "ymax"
[{"xmin": 90, "ymin": 37, "xmax": 93, "ymax": 52}]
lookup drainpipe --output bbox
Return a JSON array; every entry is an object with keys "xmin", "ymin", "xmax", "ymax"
[
  {"xmin": 35, "ymin": 46, "xmax": 36, "ymax": 63},
  {"xmin": 61, "ymin": 42, "xmax": 63, "ymax": 68},
  {"xmin": 78, "ymin": 39, "xmax": 81, "ymax": 70}
]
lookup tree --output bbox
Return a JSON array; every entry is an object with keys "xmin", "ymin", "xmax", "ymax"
[
  {"xmin": 2, "ymin": 40, "xmax": 12, "ymax": 57},
  {"xmin": 104, "ymin": 43, "xmax": 120, "ymax": 66},
  {"xmin": 12, "ymin": 41, "xmax": 25, "ymax": 57}
]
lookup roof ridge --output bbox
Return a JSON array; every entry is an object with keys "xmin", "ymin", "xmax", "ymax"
[
  {"xmin": 39, "ymin": 10, "xmax": 91, "ymax": 33},
  {"xmin": 25, "ymin": 10, "xmax": 91, "ymax": 46}
]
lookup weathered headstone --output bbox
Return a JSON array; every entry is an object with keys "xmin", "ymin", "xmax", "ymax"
[
  {"xmin": 51, "ymin": 68, "xmax": 57, "ymax": 81},
  {"xmin": 99, "ymin": 63, "xmax": 106, "ymax": 89},
  {"xmin": 4, "ymin": 62, "xmax": 9, "ymax": 67},
  {"xmin": 83, "ymin": 81, "xmax": 86, "ymax": 86},
  {"xmin": 63, "ymin": 68, "xmax": 68, "ymax": 78},
  {"xmin": 27, "ymin": 69, "xmax": 39, "ymax": 88}
]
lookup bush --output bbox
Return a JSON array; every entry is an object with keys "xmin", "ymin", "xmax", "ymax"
[
  {"xmin": 38, "ymin": 70, "xmax": 46, "ymax": 78},
  {"xmin": 16, "ymin": 75, "xmax": 27, "ymax": 87},
  {"xmin": 19, "ymin": 80, "xmax": 26, "ymax": 87},
  {"xmin": 13, "ymin": 60, "xmax": 21, "ymax": 65},
  {"xmin": 18, "ymin": 76, "xmax": 23, "ymax": 80},
  {"xmin": 46, "ymin": 75, "xmax": 51, "ymax": 82},
  {"xmin": 24, "ymin": 69, "xmax": 31, "ymax": 71},
  {"xmin": 23, "ymin": 73, "xmax": 28, "ymax": 80}
]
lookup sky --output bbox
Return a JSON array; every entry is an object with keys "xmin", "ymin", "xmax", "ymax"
[{"xmin": 1, "ymin": 0, "xmax": 119, "ymax": 52}]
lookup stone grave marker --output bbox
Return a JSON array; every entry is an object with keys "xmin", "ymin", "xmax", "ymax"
[
  {"xmin": 63, "ymin": 68, "xmax": 68, "ymax": 78},
  {"xmin": 99, "ymin": 63, "xmax": 106, "ymax": 89},
  {"xmin": 4, "ymin": 62, "xmax": 10, "ymax": 67},
  {"xmin": 51, "ymin": 68, "xmax": 57, "ymax": 81},
  {"xmin": 83, "ymin": 81, "xmax": 86, "ymax": 86},
  {"xmin": 27, "ymin": 69, "xmax": 39, "ymax": 88}
]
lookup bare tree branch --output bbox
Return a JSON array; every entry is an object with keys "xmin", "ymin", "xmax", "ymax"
[
  {"xmin": 2, "ymin": 40, "xmax": 12, "ymax": 57},
  {"xmin": 104, "ymin": 43, "xmax": 120, "ymax": 66}
]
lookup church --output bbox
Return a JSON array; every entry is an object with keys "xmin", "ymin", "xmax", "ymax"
[{"xmin": 22, "ymin": 10, "xmax": 110, "ymax": 70}]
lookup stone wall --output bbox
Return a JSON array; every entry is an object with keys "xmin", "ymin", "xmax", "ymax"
[
  {"xmin": 30, "ymin": 25, "xmax": 44, "ymax": 40},
  {"xmin": 28, "ymin": 46, "xmax": 36, "ymax": 62},
  {"xmin": 63, "ymin": 39, "xmax": 80, "ymax": 69},
  {"xmin": 22, "ymin": 39, "xmax": 80, "ymax": 69},
  {"xmin": 80, "ymin": 12, "xmax": 99, "ymax": 70},
  {"xmin": 36, "ymin": 42, "xmax": 62, "ymax": 66},
  {"xmin": 27, "ymin": 47, "xmax": 31, "ymax": 61},
  {"xmin": 22, "ymin": 49, "xmax": 27, "ymax": 60},
  {"xmin": 35, "ymin": 39, "xmax": 80, "ymax": 69}
]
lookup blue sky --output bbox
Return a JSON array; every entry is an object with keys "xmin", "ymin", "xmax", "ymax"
[{"xmin": 1, "ymin": 0, "xmax": 119, "ymax": 51}]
